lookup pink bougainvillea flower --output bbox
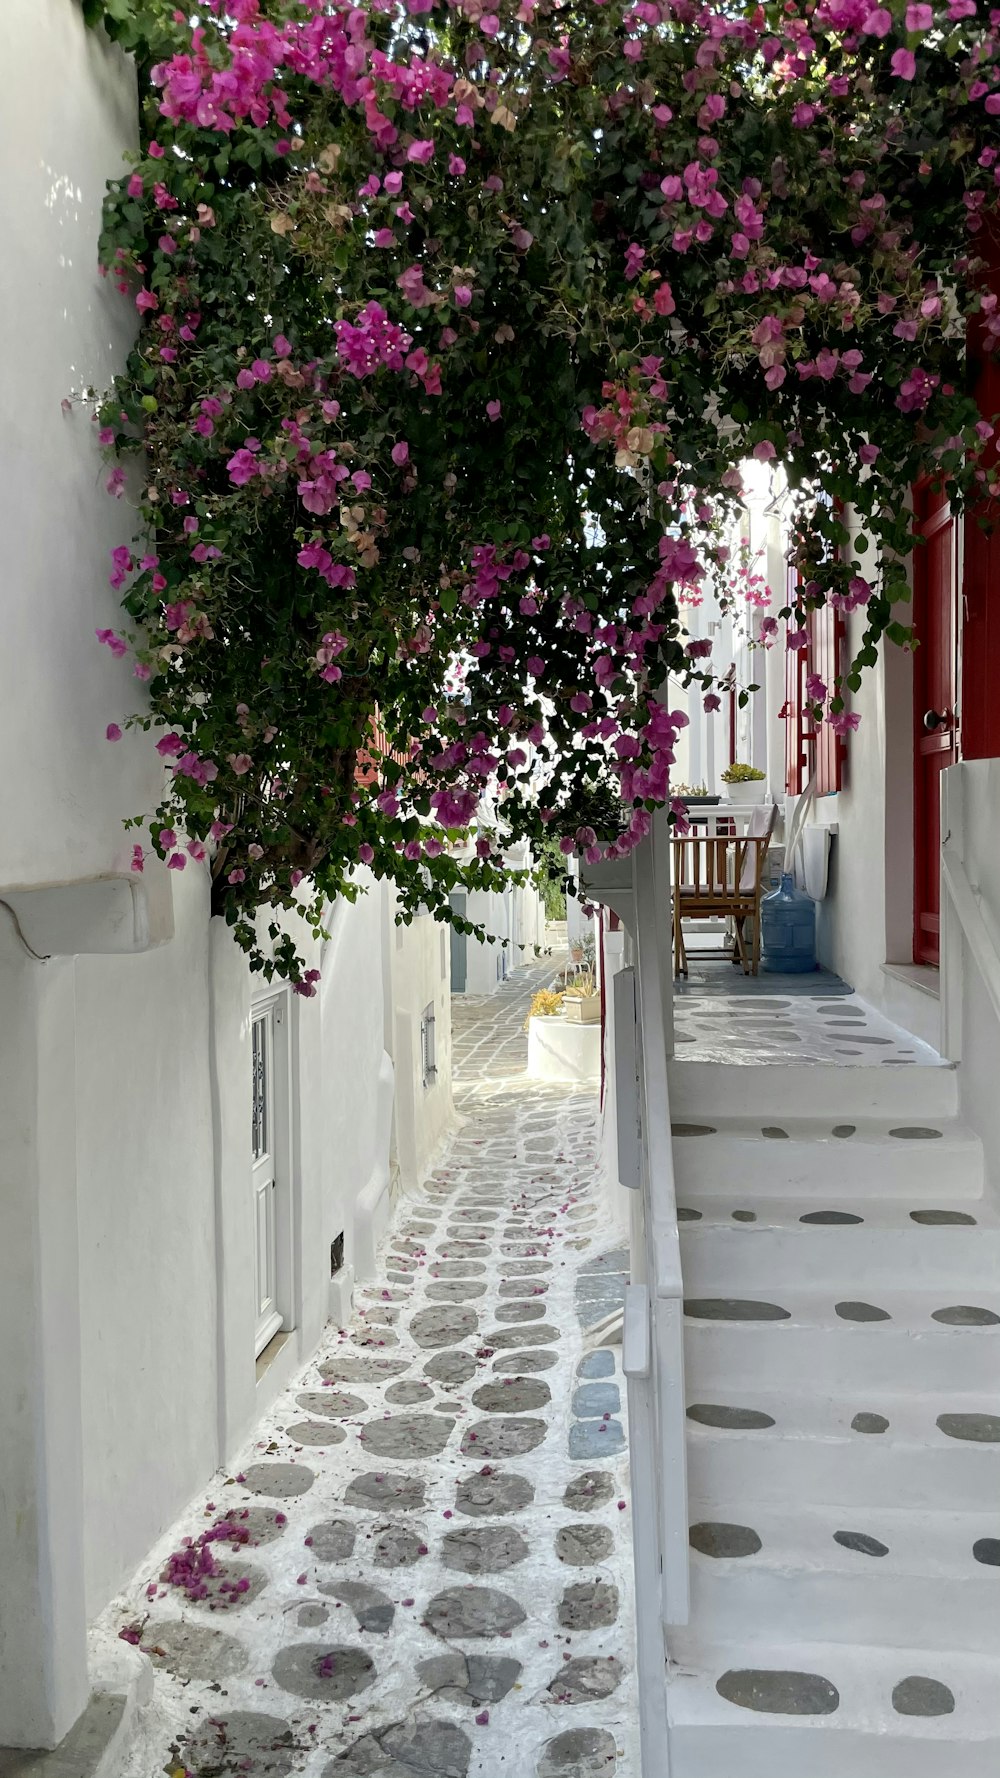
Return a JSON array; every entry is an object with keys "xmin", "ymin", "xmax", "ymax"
[
  {"xmin": 106, "ymin": 723, "xmax": 122, "ymax": 741},
  {"xmin": 752, "ymin": 440, "xmax": 777, "ymax": 460},
  {"xmin": 486, "ymin": 400, "xmax": 502, "ymax": 421},
  {"xmin": 891, "ymin": 48, "xmax": 917, "ymax": 79},
  {"xmin": 391, "ymin": 440, "xmax": 410, "ymax": 465}
]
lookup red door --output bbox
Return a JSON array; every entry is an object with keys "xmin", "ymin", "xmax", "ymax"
[{"xmin": 912, "ymin": 482, "xmax": 958, "ymax": 967}]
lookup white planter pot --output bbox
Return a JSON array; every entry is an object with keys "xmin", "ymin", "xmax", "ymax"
[
  {"xmin": 723, "ymin": 782, "xmax": 767, "ymax": 805},
  {"xmin": 526, "ymin": 1015, "xmax": 601, "ymax": 1083}
]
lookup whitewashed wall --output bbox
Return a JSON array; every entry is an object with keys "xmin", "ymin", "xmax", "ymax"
[{"xmin": 0, "ymin": 2, "xmax": 452, "ymax": 1750}]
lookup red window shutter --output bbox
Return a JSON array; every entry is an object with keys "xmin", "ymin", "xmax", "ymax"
[
  {"xmin": 963, "ymin": 223, "xmax": 1000, "ymax": 759},
  {"xmin": 782, "ymin": 565, "xmax": 808, "ymax": 793},
  {"xmin": 808, "ymin": 603, "xmax": 845, "ymax": 794}
]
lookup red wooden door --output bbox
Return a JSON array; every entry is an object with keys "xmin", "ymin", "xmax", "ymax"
[{"xmin": 912, "ymin": 482, "xmax": 958, "ymax": 966}]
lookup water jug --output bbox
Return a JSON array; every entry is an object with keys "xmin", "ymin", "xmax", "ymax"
[{"xmin": 760, "ymin": 872, "xmax": 816, "ymax": 974}]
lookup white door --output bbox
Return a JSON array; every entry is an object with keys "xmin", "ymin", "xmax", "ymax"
[{"xmin": 251, "ymin": 1002, "xmax": 283, "ymax": 1356}]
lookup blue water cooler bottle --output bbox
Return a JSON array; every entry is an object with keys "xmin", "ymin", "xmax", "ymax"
[{"xmin": 760, "ymin": 873, "xmax": 816, "ymax": 973}]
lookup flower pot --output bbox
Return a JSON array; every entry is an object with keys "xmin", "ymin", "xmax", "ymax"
[
  {"xmin": 723, "ymin": 781, "xmax": 767, "ymax": 805},
  {"xmin": 564, "ymin": 994, "xmax": 601, "ymax": 1023}
]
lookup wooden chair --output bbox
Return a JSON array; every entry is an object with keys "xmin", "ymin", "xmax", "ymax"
[{"xmin": 672, "ymin": 803, "xmax": 778, "ymax": 977}]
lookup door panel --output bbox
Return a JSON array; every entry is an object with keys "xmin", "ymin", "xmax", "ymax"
[
  {"xmin": 912, "ymin": 484, "xmax": 958, "ymax": 967},
  {"xmin": 252, "ymin": 1005, "xmax": 282, "ymax": 1355}
]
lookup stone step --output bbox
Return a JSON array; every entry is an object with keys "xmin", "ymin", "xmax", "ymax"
[
  {"xmin": 665, "ymin": 1637, "xmax": 1000, "ymax": 1778},
  {"xmin": 671, "ymin": 1118, "xmax": 982, "ymax": 1199},
  {"xmin": 682, "ymin": 1290, "xmax": 1000, "ymax": 1394},
  {"xmin": 678, "ymin": 1198, "xmax": 1000, "ymax": 1290},
  {"xmin": 669, "ymin": 1058, "xmax": 959, "ymax": 1123},
  {"xmin": 685, "ymin": 1389, "xmax": 1000, "ymax": 1510},
  {"xmin": 686, "ymin": 1500, "xmax": 999, "ymax": 1653}
]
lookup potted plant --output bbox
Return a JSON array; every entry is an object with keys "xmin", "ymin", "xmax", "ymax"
[
  {"xmin": 721, "ymin": 763, "xmax": 768, "ymax": 805},
  {"xmin": 563, "ymin": 964, "xmax": 601, "ymax": 1023},
  {"xmin": 523, "ymin": 987, "xmax": 565, "ymax": 1029},
  {"xmin": 675, "ymin": 780, "xmax": 722, "ymax": 807}
]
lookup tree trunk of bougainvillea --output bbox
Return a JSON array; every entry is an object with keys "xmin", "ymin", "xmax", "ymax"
[{"xmin": 82, "ymin": 0, "xmax": 1000, "ymax": 987}]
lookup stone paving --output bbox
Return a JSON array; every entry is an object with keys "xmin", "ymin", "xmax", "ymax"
[{"xmin": 110, "ymin": 957, "xmax": 637, "ymax": 1778}]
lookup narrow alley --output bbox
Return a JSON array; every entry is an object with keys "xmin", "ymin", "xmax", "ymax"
[{"xmin": 106, "ymin": 960, "xmax": 638, "ymax": 1778}]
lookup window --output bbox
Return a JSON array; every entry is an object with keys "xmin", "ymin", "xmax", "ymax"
[{"xmin": 420, "ymin": 1003, "xmax": 437, "ymax": 1088}]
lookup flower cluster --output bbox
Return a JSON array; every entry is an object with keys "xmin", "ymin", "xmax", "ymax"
[{"xmin": 86, "ymin": 0, "xmax": 1000, "ymax": 979}]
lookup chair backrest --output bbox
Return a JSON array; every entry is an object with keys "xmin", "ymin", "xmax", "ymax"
[{"xmin": 738, "ymin": 802, "xmax": 778, "ymax": 892}]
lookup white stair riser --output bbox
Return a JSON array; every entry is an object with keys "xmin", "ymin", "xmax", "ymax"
[
  {"xmin": 689, "ymin": 1564, "xmax": 997, "ymax": 1655},
  {"xmin": 668, "ymin": 1060, "xmax": 960, "ymax": 1123},
  {"xmin": 680, "ymin": 1230, "xmax": 1000, "ymax": 1291},
  {"xmin": 668, "ymin": 1724, "xmax": 999, "ymax": 1778},
  {"xmin": 684, "ymin": 1325, "xmax": 1000, "ymax": 1394},
  {"xmin": 689, "ymin": 1436, "xmax": 998, "ymax": 1510},
  {"xmin": 674, "ymin": 1139, "xmax": 982, "ymax": 1199}
]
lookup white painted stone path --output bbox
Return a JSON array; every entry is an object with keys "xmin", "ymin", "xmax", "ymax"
[{"xmin": 105, "ymin": 959, "xmax": 638, "ymax": 1778}]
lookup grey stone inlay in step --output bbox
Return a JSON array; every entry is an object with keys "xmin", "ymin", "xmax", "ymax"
[
  {"xmin": 563, "ymin": 1471, "xmax": 615, "ymax": 1513},
  {"xmin": 326, "ymin": 1719, "xmax": 471, "ymax": 1777},
  {"xmin": 548, "ymin": 1657, "xmax": 623, "ymax": 1704},
  {"xmin": 455, "ymin": 1471, "xmax": 534, "ymax": 1516},
  {"xmin": 423, "ymin": 1352, "xmax": 478, "ymax": 1386},
  {"xmin": 556, "ymin": 1524, "xmax": 616, "ymax": 1565},
  {"xmin": 472, "ymin": 1378, "xmax": 551, "ymax": 1413},
  {"xmin": 973, "ymin": 1538, "xmax": 1000, "ymax": 1566},
  {"xmin": 891, "ymin": 1676, "xmax": 955, "ymax": 1717},
  {"xmin": 761, "ymin": 1126, "xmax": 789, "ymax": 1140},
  {"xmin": 689, "ymin": 1522, "xmax": 762, "ymax": 1559},
  {"xmin": 374, "ymin": 1525, "xmax": 427, "ymax": 1567},
  {"xmin": 499, "ymin": 1278, "xmax": 548, "ymax": 1297},
  {"xmin": 307, "ymin": 1519, "xmax": 357, "ymax": 1562},
  {"xmin": 345, "ymin": 1473, "xmax": 425, "ymax": 1512},
  {"xmin": 572, "ymin": 1382, "xmax": 621, "ymax": 1419},
  {"xmin": 461, "ymin": 1416, "xmax": 547, "ymax": 1458},
  {"xmin": 494, "ymin": 1349, "xmax": 558, "ymax": 1374},
  {"xmin": 483, "ymin": 1324, "xmax": 561, "ymax": 1349},
  {"xmin": 429, "ymin": 1260, "xmax": 488, "ymax": 1278},
  {"xmin": 426, "ymin": 1281, "xmax": 489, "ymax": 1302},
  {"xmin": 141, "ymin": 1619, "xmax": 249, "ymax": 1681},
  {"xmin": 800, "ymin": 1210, "xmax": 863, "ymax": 1225},
  {"xmin": 297, "ymin": 1389, "xmax": 366, "ymax": 1418},
  {"xmin": 834, "ymin": 1530, "xmax": 889, "ymax": 1558},
  {"xmin": 385, "ymin": 1381, "xmax": 435, "ymax": 1405},
  {"xmin": 577, "ymin": 1350, "xmax": 615, "ymax": 1380},
  {"xmin": 671, "ymin": 1123, "xmax": 716, "ymax": 1138},
  {"xmin": 496, "ymin": 1301, "xmax": 546, "ymax": 1322},
  {"xmin": 832, "ymin": 1125, "xmax": 856, "ymax": 1138},
  {"xmin": 685, "ymin": 1298, "xmax": 791, "ymax": 1321},
  {"xmin": 424, "ymin": 1586, "xmax": 527, "ymax": 1638},
  {"xmin": 569, "ymin": 1419, "xmax": 625, "ymax": 1459},
  {"xmin": 409, "ymin": 1306, "xmax": 479, "ymax": 1349},
  {"xmin": 558, "ymin": 1581, "xmax": 619, "ymax": 1630},
  {"xmin": 272, "ymin": 1644, "xmax": 376, "ymax": 1701},
  {"xmin": 241, "ymin": 1463, "xmax": 315, "ymax": 1498},
  {"xmin": 731, "ymin": 1209, "xmax": 757, "ymax": 1222},
  {"xmin": 888, "ymin": 1126, "xmax": 945, "ymax": 1140},
  {"xmin": 932, "ymin": 1304, "xmax": 1000, "ymax": 1325},
  {"xmin": 182, "ymin": 1560, "xmax": 267, "ymax": 1612},
  {"xmin": 836, "ymin": 1301, "xmax": 891, "ymax": 1322},
  {"xmin": 284, "ymin": 1421, "xmax": 347, "ymax": 1447},
  {"xmin": 911, "ymin": 1209, "xmax": 977, "ymax": 1225},
  {"xmin": 851, "ymin": 1412, "xmax": 890, "ymax": 1434},
  {"xmin": 716, "ymin": 1669, "xmax": 840, "ymax": 1715},
  {"xmin": 184, "ymin": 1711, "xmax": 297, "ymax": 1777},
  {"xmin": 937, "ymin": 1413, "xmax": 1000, "ymax": 1442},
  {"xmin": 320, "ymin": 1580, "xmax": 395, "ymax": 1634},
  {"xmin": 687, "ymin": 1403, "xmax": 776, "ymax": 1430},
  {"xmin": 536, "ymin": 1727, "xmax": 618, "ymax": 1777},
  {"xmin": 677, "ymin": 1207, "xmax": 702, "ymax": 1221},
  {"xmin": 417, "ymin": 1653, "xmax": 522, "ymax": 1703},
  {"xmin": 441, "ymin": 1525, "xmax": 529, "ymax": 1573},
  {"xmin": 319, "ymin": 1355, "xmax": 410, "ymax": 1383},
  {"xmin": 298, "ymin": 1604, "xmax": 328, "ymax": 1628},
  {"xmin": 360, "ymin": 1413, "xmax": 455, "ymax": 1458}
]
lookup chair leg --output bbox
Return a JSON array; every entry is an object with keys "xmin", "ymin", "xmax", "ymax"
[
  {"xmin": 752, "ymin": 909, "xmax": 761, "ymax": 976},
  {"xmin": 734, "ymin": 916, "xmax": 749, "ymax": 975}
]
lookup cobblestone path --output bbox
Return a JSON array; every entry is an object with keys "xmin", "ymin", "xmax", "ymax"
[{"xmin": 113, "ymin": 960, "xmax": 637, "ymax": 1778}]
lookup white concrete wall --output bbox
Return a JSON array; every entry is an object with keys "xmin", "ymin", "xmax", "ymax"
[{"xmin": 1, "ymin": 2, "xmax": 163, "ymax": 895}]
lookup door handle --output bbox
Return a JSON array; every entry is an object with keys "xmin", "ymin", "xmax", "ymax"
[{"xmin": 923, "ymin": 708, "xmax": 949, "ymax": 732}]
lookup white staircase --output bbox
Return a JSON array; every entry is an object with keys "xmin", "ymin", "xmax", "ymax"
[{"xmin": 665, "ymin": 1056, "xmax": 1000, "ymax": 1778}]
